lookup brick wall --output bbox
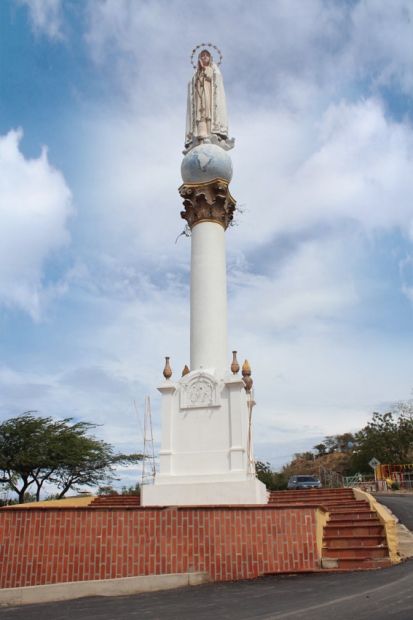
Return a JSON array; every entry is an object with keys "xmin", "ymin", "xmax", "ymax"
[{"xmin": 0, "ymin": 506, "xmax": 320, "ymax": 588}]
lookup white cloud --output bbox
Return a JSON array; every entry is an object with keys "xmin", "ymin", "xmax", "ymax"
[
  {"xmin": 400, "ymin": 254, "xmax": 413, "ymax": 303},
  {"xmin": 50, "ymin": 87, "xmax": 412, "ymax": 470},
  {"xmin": 17, "ymin": 0, "xmax": 64, "ymax": 40},
  {"xmin": 230, "ymin": 98, "xmax": 413, "ymax": 249},
  {"xmin": 81, "ymin": 1, "xmax": 413, "ymax": 105},
  {"xmin": 228, "ymin": 237, "xmax": 358, "ymax": 332},
  {"xmin": 73, "ymin": 95, "xmax": 413, "ymax": 281},
  {"xmin": 347, "ymin": 0, "xmax": 413, "ymax": 94},
  {"xmin": 0, "ymin": 129, "xmax": 73, "ymax": 319},
  {"xmin": 292, "ymin": 99, "xmax": 413, "ymax": 230},
  {"xmin": 2, "ymin": 0, "xmax": 412, "ymax": 483}
]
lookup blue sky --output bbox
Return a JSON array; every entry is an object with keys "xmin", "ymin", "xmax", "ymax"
[{"xmin": 1, "ymin": 0, "xmax": 412, "ymax": 494}]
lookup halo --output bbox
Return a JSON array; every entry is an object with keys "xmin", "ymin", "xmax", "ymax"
[{"xmin": 190, "ymin": 43, "xmax": 223, "ymax": 69}]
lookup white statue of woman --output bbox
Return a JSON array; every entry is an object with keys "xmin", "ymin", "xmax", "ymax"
[{"xmin": 185, "ymin": 49, "xmax": 234, "ymax": 152}]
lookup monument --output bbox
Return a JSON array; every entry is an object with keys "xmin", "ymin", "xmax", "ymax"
[{"xmin": 141, "ymin": 45, "xmax": 267, "ymax": 506}]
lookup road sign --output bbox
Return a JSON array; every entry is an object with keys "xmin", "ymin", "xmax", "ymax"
[{"xmin": 369, "ymin": 457, "xmax": 381, "ymax": 470}]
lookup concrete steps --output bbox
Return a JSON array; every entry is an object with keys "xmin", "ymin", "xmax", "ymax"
[
  {"xmin": 326, "ymin": 522, "xmax": 384, "ymax": 536},
  {"xmin": 324, "ymin": 533, "xmax": 385, "ymax": 547},
  {"xmin": 268, "ymin": 489, "xmax": 392, "ymax": 571}
]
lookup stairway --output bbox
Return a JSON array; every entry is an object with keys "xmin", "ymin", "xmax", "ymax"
[
  {"xmin": 89, "ymin": 494, "xmax": 141, "ymax": 508},
  {"xmin": 268, "ymin": 488, "xmax": 392, "ymax": 571}
]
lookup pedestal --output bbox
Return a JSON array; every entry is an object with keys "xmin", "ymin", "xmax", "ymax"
[{"xmin": 140, "ymin": 368, "xmax": 267, "ymax": 506}]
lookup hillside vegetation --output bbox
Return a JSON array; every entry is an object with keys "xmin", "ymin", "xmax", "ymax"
[{"xmin": 257, "ymin": 395, "xmax": 413, "ymax": 490}]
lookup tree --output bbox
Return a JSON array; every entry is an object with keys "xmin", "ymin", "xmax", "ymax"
[
  {"xmin": 51, "ymin": 432, "xmax": 142, "ymax": 500},
  {"xmin": 314, "ymin": 443, "xmax": 327, "ymax": 457},
  {"xmin": 98, "ymin": 485, "xmax": 119, "ymax": 496},
  {"xmin": 255, "ymin": 461, "xmax": 287, "ymax": 490},
  {"xmin": 349, "ymin": 410, "xmax": 413, "ymax": 474},
  {"xmin": 0, "ymin": 413, "xmax": 143, "ymax": 503},
  {"xmin": 121, "ymin": 482, "xmax": 141, "ymax": 495},
  {"xmin": 294, "ymin": 451, "xmax": 314, "ymax": 461},
  {"xmin": 391, "ymin": 394, "xmax": 413, "ymax": 419},
  {"xmin": 319, "ymin": 433, "xmax": 356, "ymax": 454},
  {"xmin": 0, "ymin": 412, "xmax": 59, "ymax": 503},
  {"xmin": 255, "ymin": 461, "xmax": 276, "ymax": 490}
]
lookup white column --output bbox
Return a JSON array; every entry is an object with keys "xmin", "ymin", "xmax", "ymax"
[{"xmin": 190, "ymin": 221, "xmax": 228, "ymax": 371}]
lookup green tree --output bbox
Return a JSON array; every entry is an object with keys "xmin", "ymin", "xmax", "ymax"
[
  {"xmin": 272, "ymin": 472, "xmax": 288, "ymax": 490},
  {"xmin": 321, "ymin": 433, "xmax": 356, "ymax": 454},
  {"xmin": 0, "ymin": 412, "xmax": 58, "ymax": 502},
  {"xmin": 350, "ymin": 410, "xmax": 413, "ymax": 473},
  {"xmin": 98, "ymin": 485, "xmax": 119, "ymax": 495},
  {"xmin": 51, "ymin": 432, "xmax": 142, "ymax": 500},
  {"xmin": 255, "ymin": 461, "xmax": 275, "ymax": 490},
  {"xmin": 0, "ymin": 413, "xmax": 143, "ymax": 503},
  {"xmin": 294, "ymin": 451, "xmax": 315, "ymax": 461},
  {"xmin": 254, "ymin": 461, "xmax": 287, "ymax": 490},
  {"xmin": 314, "ymin": 443, "xmax": 327, "ymax": 457},
  {"xmin": 121, "ymin": 482, "xmax": 141, "ymax": 495}
]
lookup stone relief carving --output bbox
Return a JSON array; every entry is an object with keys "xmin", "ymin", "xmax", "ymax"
[
  {"xmin": 188, "ymin": 377, "xmax": 214, "ymax": 406},
  {"xmin": 180, "ymin": 372, "xmax": 221, "ymax": 410}
]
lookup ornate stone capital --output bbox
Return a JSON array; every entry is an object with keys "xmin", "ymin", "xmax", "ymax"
[{"xmin": 179, "ymin": 178, "xmax": 236, "ymax": 230}]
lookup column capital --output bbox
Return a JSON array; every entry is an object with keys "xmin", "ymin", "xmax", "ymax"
[{"xmin": 179, "ymin": 178, "xmax": 236, "ymax": 231}]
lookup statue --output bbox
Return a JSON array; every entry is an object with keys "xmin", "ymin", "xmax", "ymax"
[{"xmin": 184, "ymin": 46, "xmax": 234, "ymax": 154}]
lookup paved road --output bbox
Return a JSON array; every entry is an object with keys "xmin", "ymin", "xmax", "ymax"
[
  {"xmin": 374, "ymin": 494, "xmax": 413, "ymax": 530},
  {"xmin": 2, "ymin": 561, "xmax": 413, "ymax": 620}
]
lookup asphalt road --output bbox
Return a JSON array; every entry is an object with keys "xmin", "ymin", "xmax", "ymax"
[
  {"xmin": 374, "ymin": 494, "xmax": 413, "ymax": 530},
  {"xmin": 2, "ymin": 561, "xmax": 413, "ymax": 620}
]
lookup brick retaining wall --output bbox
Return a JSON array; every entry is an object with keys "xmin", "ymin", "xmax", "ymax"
[{"xmin": 0, "ymin": 505, "xmax": 320, "ymax": 588}]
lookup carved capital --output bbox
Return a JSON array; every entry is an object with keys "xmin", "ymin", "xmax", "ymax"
[{"xmin": 179, "ymin": 178, "xmax": 236, "ymax": 230}]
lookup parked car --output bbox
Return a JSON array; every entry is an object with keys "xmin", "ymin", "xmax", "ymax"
[{"xmin": 287, "ymin": 475, "xmax": 322, "ymax": 490}]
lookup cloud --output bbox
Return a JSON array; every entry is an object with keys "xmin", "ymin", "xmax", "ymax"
[
  {"xmin": 17, "ymin": 0, "xmax": 64, "ymax": 40},
  {"xmin": 291, "ymin": 98, "xmax": 413, "ymax": 231},
  {"xmin": 400, "ymin": 254, "xmax": 413, "ymax": 303},
  {"xmin": 229, "ymin": 236, "xmax": 358, "ymax": 332},
  {"xmin": 0, "ymin": 129, "xmax": 73, "ymax": 319},
  {"xmin": 347, "ymin": 0, "xmax": 413, "ymax": 94},
  {"xmin": 229, "ymin": 97, "xmax": 413, "ymax": 251},
  {"xmin": 2, "ymin": 0, "xmax": 412, "ymax": 485},
  {"xmin": 81, "ymin": 1, "xmax": 413, "ymax": 107},
  {"xmin": 46, "ymin": 67, "xmax": 412, "ymax": 469}
]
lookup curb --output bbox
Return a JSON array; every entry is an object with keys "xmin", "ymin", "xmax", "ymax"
[
  {"xmin": 353, "ymin": 488, "xmax": 400, "ymax": 564},
  {"xmin": 0, "ymin": 572, "xmax": 210, "ymax": 607}
]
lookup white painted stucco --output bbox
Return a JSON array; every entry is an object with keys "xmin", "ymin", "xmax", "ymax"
[
  {"xmin": 141, "ymin": 191, "xmax": 268, "ymax": 507},
  {"xmin": 190, "ymin": 222, "xmax": 228, "ymax": 371},
  {"xmin": 141, "ymin": 369, "xmax": 267, "ymax": 506}
]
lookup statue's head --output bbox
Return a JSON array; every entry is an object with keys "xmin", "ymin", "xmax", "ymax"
[{"xmin": 198, "ymin": 50, "xmax": 211, "ymax": 68}]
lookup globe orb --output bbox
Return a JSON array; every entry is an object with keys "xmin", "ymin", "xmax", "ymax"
[{"xmin": 181, "ymin": 144, "xmax": 233, "ymax": 184}]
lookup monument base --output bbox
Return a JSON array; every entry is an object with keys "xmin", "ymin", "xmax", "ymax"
[
  {"xmin": 146, "ymin": 367, "xmax": 267, "ymax": 507},
  {"xmin": 141, "ymin": 477, "xmax": 268, "ymax": 506}
]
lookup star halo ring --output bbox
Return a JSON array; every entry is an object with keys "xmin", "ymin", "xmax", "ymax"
[{"xmin": 190, "ymin": 43, "xmax": 223, "ymax": 69}]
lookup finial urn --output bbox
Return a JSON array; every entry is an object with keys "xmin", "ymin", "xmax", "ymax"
[
  {"xmin": 242, "ymin": 359, "xmax": 253, "ymax": 393},
  {"xmin": 163, "ymin": 357, "xmax": 172, "ymax": 380},
  {"xmin": 231, "ymin": 351, "xmax": 240, "ymax": 374}
]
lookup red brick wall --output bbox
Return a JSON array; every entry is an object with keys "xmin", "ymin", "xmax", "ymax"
[{"xmin": 0, "ymin": 506, "xmax": 320, "ymax": 588}]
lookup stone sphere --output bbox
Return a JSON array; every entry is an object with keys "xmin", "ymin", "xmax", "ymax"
[{"xmin": 181, "ymin": 144, "xmax": 233, "ymax": 184}]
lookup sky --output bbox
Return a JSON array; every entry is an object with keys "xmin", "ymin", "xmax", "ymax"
[{"xmin": 0, "ymin": 0, "xmax": 412, "ymax": 494}]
